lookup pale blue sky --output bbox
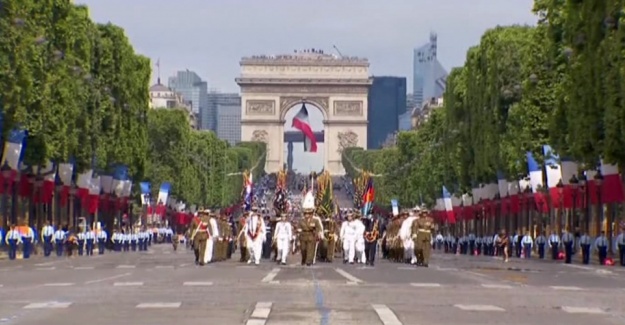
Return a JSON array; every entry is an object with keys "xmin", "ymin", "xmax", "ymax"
[
  {"xmin": 76, "ymin": 0, "xmax": 537, "ymax": 92},
  {"xmin": 75, "ymin": 0, "xmax": 538, "ymax": 172}
]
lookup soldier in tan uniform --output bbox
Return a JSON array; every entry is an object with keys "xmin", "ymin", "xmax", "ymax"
[
  {"xmin": 325, "ymin": 216, "xmax": 338, "ymax": 262},
  {"xmin": 298, "ymin": 192, "xmax": 323, "ymax": 266},
  {"xmin": 191, "ymin": 211, "xmax": 210, "ymax": 266},
  {"xmin": 237, "ymin": 212, "xmax": 249, "ymax": 262},
  {"xmin": 412, "ymin": 209, "xmax": 434, "ymax": 267}
]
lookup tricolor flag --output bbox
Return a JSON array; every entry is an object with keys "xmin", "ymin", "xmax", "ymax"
[
  {"xmin": 599, "ymin": 160, "xmax": 624, "ymax": 203},
  {"xmin": 442, "ymin": 186, "xmax": 456, "ymax": 224},
  {"xmin": 361, "ymin": 178, "xmax": 374, "ymax": 215},
  {"xmin": 527, "ymin": 151, "xmax": 548, "ymax": 212},
  {"xmin": 244, "ymin": 173, "xmax": 253, "ymax": 211},
  {"xmin": 1, "ymin": 129, "xmax": 27, "ymax": 177},
  {"xmin": 292, "ymin": 103, "xmax": 318, "ymax": 152},
  {"xmin": 140, "ymin": 182, "xmax": 151, "ymax": 205}
]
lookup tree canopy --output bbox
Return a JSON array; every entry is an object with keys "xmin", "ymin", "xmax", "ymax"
[
  {"xmin": 344, "ymin": 1, "xmax": 625, "ymax": 209},
  {"xmin": 0, "ymin": 0, "xmax": 265, "ymax": 209}
]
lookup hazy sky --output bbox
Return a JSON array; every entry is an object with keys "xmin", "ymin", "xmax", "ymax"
[
  {"xmin": 75, "ymin": 0, "xmax": 538, "ymax": 172},
  {"xmin": 76, "ymin": 0, "xmax": 537, "ymax": 93}
]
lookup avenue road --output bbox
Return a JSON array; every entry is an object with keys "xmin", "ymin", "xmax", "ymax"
[{"xmin": 1, "ymin": 245, "xmax": 624, "ymax": 325}]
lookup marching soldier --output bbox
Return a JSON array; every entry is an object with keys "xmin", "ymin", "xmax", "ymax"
[
  {"xmin": 273, "ymin": 213, "xmax": 293, "ymax": 265},
  {"xmin": 85, "ymin": 227, "xmax": 96, "ymax": 256},
  {"xmin": 535, "ymin": 231, "xmax": 547, "ymax": 259},
  {"xmin": 548, "ymin": 231, "xmax": 560, "ymax": 260},
  {"xmin": 412, "ymin": 209, "xmax": 433, "ymax": 267},
  {"xmin": 237, "ymin": 212, "xmax": 250, "ymax": 262},
  {"xmin": 53, "ymin": 226, "xmax": 66, "ymax": 257},
  {"xmin": 191, "ymin": 210, "xmax": 211, "ymax": 266},
  {"xmin": 244, "ymin": 206, "xmax": 265, "ymax": 265},
  {"xmin": 41, "ymin": 221, "xmax": 55, "ymax": 257},
  {"xmin": 77, "ymin": 227, "xmax": 86, "ymax": 256},
  {"xmin": 325, "ymin": 216, "xmax": 338, "ymax": 263},
  {"xmin": 594, "ymin": 231, "xmax": 608, "ymax": 265},
  {"xmin": 562, "ymin": 229, "xmax": 574, "ymax": 264},
  {"xmin": 579, "ymin": 231, "xmax": 592, "ymax": 265},
  {"xmin": 5, "ymin": 224, "xmax": 21, "ymax": 260},
  {"xmin": 298, "ymin": 192, "xmax": 323, "ymax": 266},
  {"xmin": 262, "ymin": 215, "xmax": 273, "ymax": 260},
  {"xmin": 363, "ymin": 215, "xmax": 380, "ymax": 266}
]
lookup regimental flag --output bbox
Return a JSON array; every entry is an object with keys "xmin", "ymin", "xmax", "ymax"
[
  {"xmin": 244, "ymin": 172, "xmax": 253, "ymax": 211},
  {"xmin": 599, "ymin": 160, "xmax": 624, "ymax": 203},
  {"xmin": 1, "ymin": 129, "xmax": 27, "ymax": 180},
  {"xmin": 58, "ymin": 159, "xmax": 74, "ymax": 206},
  {"xmin": 526, "ymin": 151, "xmax": 548, "ymax": 212},
  {"xmin": 292, "ymin": 103, "xmax": 318, "ymax": 152},
  {"xmin": 361, "ymin": 178, "xmax": 374, "ymax": 216}
]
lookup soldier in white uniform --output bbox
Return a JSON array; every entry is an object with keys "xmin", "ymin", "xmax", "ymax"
[
  {"xmin": 400, "ymin": 210, "xmax": 418, "ymax": 263},
  {"xmin": 204, "ymin": 211, "xmax": 220, "ymax": 263},
  {"xmin": 354, "ymin": 213, "xmax": 366, "ymax": 264},
  {"xmin": 244, "ymin": 207, "xmax": 266, "ymax": 265},
  {"xmin": 84, "ymin": 227, "xmax": 95, "ymax": 256},
  {"xmin": 273, "ymin": 213, "xmax": 293, "ymax": 265},
  {"xmin": 340, "ymin": 213, "xmax": 357, "ymax": 264}
]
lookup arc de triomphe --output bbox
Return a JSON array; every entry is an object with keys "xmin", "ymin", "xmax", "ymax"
[{"xmin": 235, "ymin": 51, "xmax": 372, "ymax": 175}]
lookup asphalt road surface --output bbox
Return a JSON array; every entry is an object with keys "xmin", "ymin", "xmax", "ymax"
[{"xmin": 1, "ymin": 246, "xmax": 624, "ymax": 325}]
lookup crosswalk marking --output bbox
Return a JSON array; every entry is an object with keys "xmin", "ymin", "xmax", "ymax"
[
  {"xmin": 550, "ymin": 286, "xmax": 582, "ymax": 291},
  {"xmin": 261, "ymin": 268, "xmax": 280, "ymax": 283},
  {"xmin": 454, "ymin": 304, "xmax": 505, "ymax": 312},
  {"xmin": 114, "ymin": 282, "xmax": 144, "ymax": 287},
  {"xmin": 44, "ymin": 283, "xmax": 74, "ymax": 287},
  {"xmin": 334, "ymin": 268, "xmax": 363, "ymax": 284},
  {"xmin": 481, "ymin": 284, "xmax": 512, "ymax": 289},
  {"xmin": 372, "ymin": 304, "xmax": 403, "ymax": 325},
  {"xmin": 136, "ymin": 302, "xmax": 181, "ymax": 309},
  {"xmin": 246, "ymin": 302, "xmax": 272, "ymax": 325},
  {"xmin": 183, "ymin": 282, "xmax": 213, "ymax": 286},
  {"xmin": 561, "ymin": 306, "xmax": 606, "ymax": 314},
  {"xmin": 116, "ymin": 265, "xmax": 136, "ymax": 269},
  {"xmin": 410, "ymin": 283, "xmax": 441, "ymax": 287},
  {"xmin": 23, "ymin": 302, "xmax": 72, "ymax": 309}
]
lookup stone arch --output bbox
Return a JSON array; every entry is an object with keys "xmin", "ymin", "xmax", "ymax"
[{"xmin": 279, "ymin": 96, "xmax": 329, "ymax": 122}]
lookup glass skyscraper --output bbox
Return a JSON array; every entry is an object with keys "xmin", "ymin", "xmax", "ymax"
[
  {"xmin": 367, "ymin": 76, "xmax": 407, "ymax": 149},
  {"xmin": 168, "ymin": 70, "xmax": 209, "ymax": 128},
  {"xmin": 413, "ymin": 33, "xmax": 448, "ymax": 108},
  {"xmin": 216, "ymin": 94, "xmax": 242, "ymax": 145}
]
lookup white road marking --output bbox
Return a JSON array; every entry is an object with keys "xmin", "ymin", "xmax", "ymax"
[
  {"xmin": 454, "ymin": 304, "xmax": 505, "ymax": 312},
  {"xmin": 261, "ymin": 268, "xmax": 281, "ymax": 283},
  {"xmin": 34, "ymin": 262, "xmax": 54, "ymax": 266},
  {"xmin": 73, "ymin": 266, "xmax": 94, "ymax": 270},
  {"xmin": 85, "ymin": 272, "xmax": 132, "ymax": 284},
  {"xmin": 410, "ymin": 283, "xmax": 441, "ymax": 288},
  {"xmin": 155, "ymin": 265, "xmax": 174, "ymax": 269},
  {"xmin": 0, "ymin": 284, "xmax": 3, "ymax": 287},
  {"xmin": 397, "ymin": 266, "xmax": 416, "ymax": 270},
  {"xmin": 481, "ymin": 284, "xmax": 513, "ymax": 289},
  {"xmin": 36, "ymin": 267, "xmax": 55, "ymax": 270},
  {"xmin": 114, "ymin": 282, "xmax": 144, "ymax": 287},
  {"xmin": 550, "ymin": 286, "xmax": 582, "ymax": 291},
  {"xmin": 116, "ymin": 265, "xmax": 136, "ymax": 269},
  {"xmin": 183, "ymin": 282, "xmax": 213, "ymax": 286},
  {"xmin": 334, "ymin": 268, "xmax": 363, "ymax": 284},
  {"xmin": 23, "ymin": 302, "xmax": 72, "ymax": 309},
  {"xmin": 136, "ymin": 302, "xmax": 181, "ymax": 309},
  {"xmin": 246, "ymin": 302, "xmax": 272, "ymax": 325},
  {"xmin": 561, "ymin": 306, "xmax": 606, "ymax": 314},
  {"xmin": 435, "ymin": 266, "xmax": 459, "ymax": 271},
  {"xmin": 372, "ymin": 304, "xmax": 403, "ymax": 325},
  {"xmin": 43, "ymin": 283, "xmax": 74, "ymax": 287}
]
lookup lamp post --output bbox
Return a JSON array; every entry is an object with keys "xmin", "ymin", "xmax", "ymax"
[
  {"xmin": 556, "ymin": 179, "xmax": 564, "ymax": 235},
  {"xmin": 524, "ymin": 185, "xmax": 532, "ymax": 233},
  {"xmin": 69, "ymin": 185, "xmax": 77, "ymax": 229},
  {"xmin": 594, "ymin": 170, "xmax": 604, "ymax": 247},
  {"xmin": 55, "ymin": 183, "xmax": 63, "ymax": 227},
  {"xmin": 1, "ymin": 163, "xmax": 12, "ymax": 228},
  {"xmin": 569, "ymin": 174, "xmax": 579, "ymax": 232},
  {"xmin": 578, "ymin": 172, "xmax": 589, "ymax": 234},
  {"xmin": 494, "ymin": 193, "xmax": 501, "ymax": 233}
]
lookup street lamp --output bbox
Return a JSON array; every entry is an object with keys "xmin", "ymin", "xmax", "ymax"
[
  {"xmin": 69, "ymin": 184, "xmax": 77, "ymax": 229},
  {"xmin": 556, "ymin": 179, "xmax": 564, "ymax": 234},
  {"xmin": 569, "ymin": 174, "xmax": 579, "ymax": 231},
  {"xmin": 1, "ymin": 163, "xmax": 12, "ymax": 227},
  {"xmin": 594, "ymin": 170, "xmax": 604, "ymax": 239},
  {"xmin": 578, "ymin": 172, "xmax": 588, "ymax": 233},
  {"xmin": 524, "ymin": 185, "xmax": 532, "ymax": 232}
]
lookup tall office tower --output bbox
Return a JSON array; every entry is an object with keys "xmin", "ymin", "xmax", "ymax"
[
  {"xmin": 216, "ymin": 94, "xmax": 242, "ymax": 145},
  {"xmin": 167, "ymin": 70, "xmax": 208, "ymax": 123},
  {"xmin": 413, "ymin": 32, "xmax": 448, "ymax": 108},
  {"xmin": 206, "ymin": 91, "xmax": 240, "ymax": 132},
  {"xmin": 367, "ymin": 76, "xmax": 407, "ymax": 149}
]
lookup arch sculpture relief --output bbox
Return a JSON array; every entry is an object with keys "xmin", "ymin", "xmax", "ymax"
[{"xmin": 337, "ymin": 130, "xmax": 358, "ymax": 154}]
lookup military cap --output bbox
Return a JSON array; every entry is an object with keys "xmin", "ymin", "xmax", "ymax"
[{"xmin": 251, "ymin": 206, "xmax": 259, "ymax": 211}]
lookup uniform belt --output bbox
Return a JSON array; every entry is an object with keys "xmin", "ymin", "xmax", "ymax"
[{"xmin": 418, "ymin": 230, "xmax": 430, "ymax": 233}]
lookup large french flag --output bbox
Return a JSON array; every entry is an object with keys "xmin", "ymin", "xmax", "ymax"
[
  {"xmin": 1, "ymin": 129, "xmax": 27, "ymax": 181},
  {"xmin": 292, "ymin": 103, "xmax": 318, "ymax": 152},
  {"xmin": 157, "ymin": 182, "xmax": 171, "ymax": 216},
  {"xmin": 442, "ymin": 186, "xmax": 456, "ymax": 223},
  {"xmin": 461, "ymin": 193, "xmax": 473, "ymax": 220},
  {"xmin": 527, "ymin": 152, "xmax": 548, "ymax": 213},
  {"xmin": 543, "ymin": 145, "xmax": 563, "ymax": 208},
  {"xmin": 560, "ymin": 159, "xmax": 579, "ymax": 208},
  {"xmin": 87, "ymin": 175, "xmax": 100, "ymax": 214},
  {"xmin": 599, "ymin": 160, "xmax": 624, "ymax": 203},
  {"xmin": 58, "ymin": 161, "xmax": 74, "ymax": 206},
  {"xmin": 39, "ymin": 161, "xmax": 56, "ymax": 204},
  {"xmin": 111, "ymin": 165, "xmax": 128, "ymax": 197}
]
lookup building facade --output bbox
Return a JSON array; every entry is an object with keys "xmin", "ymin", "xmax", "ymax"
[
  {"xmin": 167, "ymin": 70, "xmax": 208, "ymax": 128},
  {"xmin": 411, "ymin": 97, "xmax": 443, "ymax": 130},
  {"xmin": 149, "ymin": 79, "xmax": 197, "ymax": 129},
  {"xmin": 216, "ymin": 94, "xmax": 242, "ymax": 145},
  {"xmin": 413, "ymin": 33, "xmax": 448, "ymax": 108},
  {"xmin": 367, "ymin": 76, "xmax": 406, "ymax": 149}
]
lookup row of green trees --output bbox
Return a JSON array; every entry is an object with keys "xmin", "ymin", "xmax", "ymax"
[
  {"xmin": 343, "ymin": 0, "xmax": 625, "ymax": 208},
  {"xmin": 0, "ymin": 0, "xmax": 264, "ymax": 208}
]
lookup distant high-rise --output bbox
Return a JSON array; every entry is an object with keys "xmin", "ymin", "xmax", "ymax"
[
  {"xmin": 367, "ymin": 76, "xmax": 407, "ymax": 149},
  {"xmin": 167, "ymin": 70, "xmax": 208, "ymax": 126},
  {"xmin": 413, "ymin": 33, "xmax": 447, "ymax": 108},
  {"xmin": 215, "ymin": 94, "xmax": 242, "ymax": 145}
]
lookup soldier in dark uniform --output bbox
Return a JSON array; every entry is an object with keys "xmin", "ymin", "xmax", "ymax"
[
  {"xmin": 226, "ymin": 214, "xmax": 236, "ymax": 259},
  {"xmin": 262, "ymin": 215, "xmax": 273, "ymax": 259},
  {"xmin": 364, "ymin": 215, "xmax": 380, "ymax": 266}
]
